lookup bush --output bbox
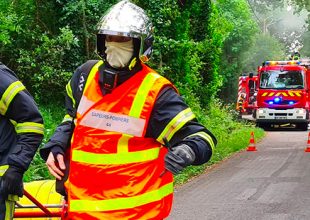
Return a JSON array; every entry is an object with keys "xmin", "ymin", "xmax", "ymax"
[{"xmin": 17, "ymin": 27, "xmax": 78, "ymax": 103}]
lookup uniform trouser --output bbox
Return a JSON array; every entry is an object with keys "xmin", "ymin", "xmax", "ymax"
[{"xmin": 0, "ymin": 194, "xmax": 18, "ymax": 220}]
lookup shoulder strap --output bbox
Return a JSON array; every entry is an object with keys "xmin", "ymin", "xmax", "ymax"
[{"xmin": 74, "ymin": 60, "xmax": 99, "ymax": 108}]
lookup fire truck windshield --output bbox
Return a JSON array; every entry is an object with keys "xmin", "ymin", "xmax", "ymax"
[{"xmin": 260, "ymin": 70, "xmax": 304, "ymax": 89}]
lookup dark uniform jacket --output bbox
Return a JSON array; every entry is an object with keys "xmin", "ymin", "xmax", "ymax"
[
  {"xmin": 40, "ymin": 61, "xmax": 217, "ymax": 194},
  {"xmin": 0, "ymin": 63, "xmax": 44, "ymax": 182}
]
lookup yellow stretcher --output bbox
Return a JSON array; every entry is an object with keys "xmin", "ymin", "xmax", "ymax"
[{"xmin": 14, "ymin": 180, "xmax": 63, "ymax": 219}]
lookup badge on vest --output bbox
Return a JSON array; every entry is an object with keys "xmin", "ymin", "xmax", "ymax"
[{"xmin": 80, "ymin": 109, "xmax": 145, "ymax": 137}]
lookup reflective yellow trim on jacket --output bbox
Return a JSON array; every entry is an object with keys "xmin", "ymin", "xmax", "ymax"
[
  {"xmin": 187, "ymin": 131, "xmax": 215, "ymax": 151},
  {"xmin": 9, "ymin": 119, "xmax": 17, "ymax": 126},
  {"xmin": 72, "ymin": 147, "xmax": 160, "ymax": 165},
  {"xmin": 62, "ymin": 114, "xmax": 73, "ymax": 123},
  {"xmin": 0, "ymin": 81, "xmax": 25, "ymax": 115},
  {"xmin": 66, "ymin": 80, "xmax": 75, "ymax": 108},
  {"xmin": 15, "ymin": 122, "xmax": 44, "ymax": 135},
  {"xmin": 5, "ymin": 195, "xmax": 18, "ymax": 220},
  {"xmin": 129, "ymin": 73, "xmax": 160, "ymax": 117},
  {"xmin": 70, "ymin": 182, "xmax": 173, "ymax": 212},
  {"xmin": 157, "ymin": 108, "xmax": 195, "ymax": 144},
  {"xmin": 84, "ymin": 60, "xmax": 104, "ymax": 91},
  {"xmin": 0, "ymin": 165, "xmax": 9, "ymax": 176}
]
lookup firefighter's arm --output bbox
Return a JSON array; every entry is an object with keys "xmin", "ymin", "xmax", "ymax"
[
  {"xmin": 147, "ymin": 87, "xmax": 217, "ymax": 174},
  {"xmin": 1, "ymin": 73, "xmax": 44, "ymax": 196},
  {"xmin": 2, "ymin": 77, "xmax": 44, "ymax": 171}
]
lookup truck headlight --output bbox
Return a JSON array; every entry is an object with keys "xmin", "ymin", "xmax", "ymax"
[
  {"xmin": 296, "ymin": 109, "xmax": 306, "ymax": 114},
  {"xmin": 258, "ymin": 109, "xmax": 265, "ymax": 114}
]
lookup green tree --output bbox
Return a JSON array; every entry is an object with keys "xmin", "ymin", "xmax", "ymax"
[
  {"xmin": 215, "ymin": 0, "xmax": 259, "ymax": 102},
  {"xmin": 300, "ymin": 31, "xmax": 310, "ymax": 57},
  {"xmin": 241, "ymin": 34, "xmax": 286, "ymax": 71}
]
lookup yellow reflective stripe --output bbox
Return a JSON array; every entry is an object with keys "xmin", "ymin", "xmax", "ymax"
[
  {"xmin": 7, "ymin": 194, "xmax": 19, "ymax": 201},
  {"xmin": 0, "ymin": 81, "xmax": 25, "ymax": 115},
  {"xmin": 275, "ymin": 92, "xmax": 288, "ymax": 97},
  {"xmin": 15, "ymin": 122, "xmax": 44, "ymax": 134},
  {"xmin": 288, "ymin": 91, "xmax": 295, "ymax": 96},
  {"xmin": 119, "ymin": 73, "xmax": 158, "ymax": 153},
  {"xmin": 157, "ymin": 108, "xmax": 195, "ymax": 144},
  {"xmin": 72, "ymin": 147, "xmax": 160, "ymax": 165},
  {"xmin": 62, "ymin": 114, "xmax": 73, "ymax": 123},
  {"xmin": 84, "ymin": 60, "xmax": 104, "ymax": 91},
  {"xmin": 0, "ymin": 165, "xmax": 9, "ymax": 176},
  {"xmin": 117, "ymin": 134, "xmax": 132, "ymax": 153},
  {"xmin": 5, "ymin": 199, "xmax": 15, "ymax": 220},
  {"xmin": 187, "ymin": 131, "xmax": 215, "ymax": 151},
  {"xmin": 262, "ymin": 92, "xmax": 268, "ymax": 97},
  {"xmin": 294, "ymin": 91, "xmax": 302, "ymax": 97},
  {"xmin": 66, "ymin": 81, "xmax": 75, "ymax": 108},
  {"xmin": 268, "ymin": 92, "xmax": 275, "ymax": 97},
  {"xmin": 9, "ymin": 119, "xmax": 17, "ymax": 126},
  {"xmin": 70, "ymin": 182, "xmax": 173, "ymax": 212},
  {"xmin": 129, "ymin": 73, "xmax": 160, "ymax": 117}
]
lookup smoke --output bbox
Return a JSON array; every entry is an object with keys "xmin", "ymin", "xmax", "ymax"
[{"xmin": 271, "ymin": 6, "xmax": 308, "ymax": 52}]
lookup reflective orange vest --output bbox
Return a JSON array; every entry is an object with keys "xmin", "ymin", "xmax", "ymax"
[{"xmin": 65, "ymin": 61, "xmax": 175, "ymax": 219}]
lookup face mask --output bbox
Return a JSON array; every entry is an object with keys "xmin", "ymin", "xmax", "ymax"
[{"xmin": 105, "ymin": 39, "xmax": 134, "ymax": 68}]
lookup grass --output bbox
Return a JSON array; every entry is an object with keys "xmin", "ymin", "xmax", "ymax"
[{"xmin": 24, "ymin": 100, "xmax": 265, "ymax": 186}]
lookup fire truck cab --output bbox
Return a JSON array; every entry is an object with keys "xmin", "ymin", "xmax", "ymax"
[{"xmin": 253, "ymin": 60, "xmax": 310, "ymax": 130}]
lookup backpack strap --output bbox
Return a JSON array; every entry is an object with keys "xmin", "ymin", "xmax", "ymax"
[{"xmin": 74, "ymin": 60, "xmax": 99, "ymax": 108}]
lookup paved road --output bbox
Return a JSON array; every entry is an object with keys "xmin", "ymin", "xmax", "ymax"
[{"xmin": 167, "ymin": 130, "xmax": 310, "ymax": 220}]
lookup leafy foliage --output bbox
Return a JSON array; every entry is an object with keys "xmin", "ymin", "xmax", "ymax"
[
  {"xmin": 241, "ymin": 34, "xmax": 286, "ymax": 70},
  {"xmin": 16, "ymin": 27, "xmax": 78, "ymax": 103},
  {"xmin": 214, "ymin": 0, "xmax": 260, "ymax": 102}
]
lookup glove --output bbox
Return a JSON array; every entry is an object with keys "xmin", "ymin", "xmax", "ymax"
[
  {"xmin": 1, "ymin": 166, "xmax": 24, "ymax": 197},
  {"xmin": 51, "ymin": 146, "xmax": 64, "ymax": 159},
  {"xmin": 164, "ymin": 144, "xmax": 196, "ymax": 175}
]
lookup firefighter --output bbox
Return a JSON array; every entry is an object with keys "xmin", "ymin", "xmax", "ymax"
[
  {"xmin": 40, "ymin": 1, "xmax": 216, "ymax": 219},
  {"xmin": 0, "ymin": 62, "xmax": 44, "ymax": 220},
  {"xmin": 290, "ymin": 51, "xmax": 301, "ymax": 61}
]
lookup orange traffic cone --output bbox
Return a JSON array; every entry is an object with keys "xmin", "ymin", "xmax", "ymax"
[
  {"xmin": 247, "ymin": 131, "xmax": 257, "ymax": 151},
  {"xmin": 304, "ymin": 132, "xmax": 310, "ymax": 152}
]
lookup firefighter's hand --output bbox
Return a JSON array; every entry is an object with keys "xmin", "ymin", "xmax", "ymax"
[
  {"xmin": 46, "ymin": 146, "xmax": 66, "ymax": 180},
  {"xmin": 1, "ymin": 166, "xmax": 24, "ymax": 197},
  {"xmin": 164, "ymin": 144, "xmax": 196, "ymax": 175}
]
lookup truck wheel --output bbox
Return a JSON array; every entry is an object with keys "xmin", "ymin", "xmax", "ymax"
[
  {"xmin": 297, "ymin": 123, "xmax": 308, "ymax": 131},
  {"xmin": 252, "ymin": 110, "xmax": 257, "ymax": 119},
  {"xmin": 256, "ymin": 122, "xmax": 269, "ymax": 129}
]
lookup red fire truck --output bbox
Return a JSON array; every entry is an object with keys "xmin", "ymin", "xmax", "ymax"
[
  {"xmin": 236, "ymin": 74, "xmax": 258, "ymax": 115},
  {"xmin": 238, "ymin": 59, "xmax": 310, "ymax": 129}
]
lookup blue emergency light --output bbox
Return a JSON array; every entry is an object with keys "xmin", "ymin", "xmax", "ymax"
[{"xmin": 274, "ymin": 97, "xmax": 281, "ymax": 103}]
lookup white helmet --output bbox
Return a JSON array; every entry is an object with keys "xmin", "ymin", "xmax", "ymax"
[{"xmin": 97, "ymin": 0, "xmax": 154, "ymax": 63}]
